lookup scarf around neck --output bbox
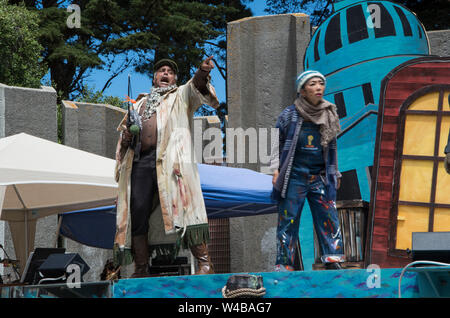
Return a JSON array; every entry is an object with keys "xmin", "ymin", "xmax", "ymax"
[
  {"xmin": 143, "ymin": 84, "xmax": 177, "ymax": 119},
  {"xmin": 294, "ymin": 95, "xmax": 341, "ymax": 146}
]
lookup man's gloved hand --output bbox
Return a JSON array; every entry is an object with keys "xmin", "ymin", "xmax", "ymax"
[
  {"xmin": 116, "ymin": 128, "xmax": 133, "ymax": 164},
  {"xmin": 200, "ymin": 55, "xmax": 215, "ymax": 73},
  {"xmin": 445, "ymin": 153, "xmax": 450, "ymax": 174},
  {"xmin": 193, "ymin": 56, "xmax": 215, "ymax": 94}
]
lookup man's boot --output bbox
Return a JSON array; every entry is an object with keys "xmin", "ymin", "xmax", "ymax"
[
  {"xmin": 190, "ymin": 243, "xmax": 215, "ymax": 275},
  {"xmin": 131, "ymin": 234, "xmax": 150, "ymax": 278}
]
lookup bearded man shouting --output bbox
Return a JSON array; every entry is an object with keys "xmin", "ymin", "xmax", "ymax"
[{"xmin": 115, "ymin": 56, "xmax": 218, "ymax": 277}]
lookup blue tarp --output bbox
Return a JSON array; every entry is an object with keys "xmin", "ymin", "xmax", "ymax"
[
  {"xmin": 59, "ymin": 205, "xmax": 117, "ymax": 249},
  {"xmin": 198, "ymin": 164, "xmax": 277, "ymax": 218},
  {"xmin": 59, "ymin": 164, "xmax": 277, "ymax": 249}
]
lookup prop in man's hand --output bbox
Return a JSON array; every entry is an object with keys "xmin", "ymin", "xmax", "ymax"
[{"xmin": 126, "ymin": 74, "xmax": 141, "ymax": 151}]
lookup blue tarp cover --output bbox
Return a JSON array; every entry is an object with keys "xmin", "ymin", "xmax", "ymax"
[
  {"xmin": 59, "ymin": 164, "xmax": 277, "ymax": 249},
  {"xmin": 59, "ymin": 205, "xmax": 116, "ymax": 249},
  {"xmin": 199, "ymin": 164, "xmax": 277, "ymax": 218}
]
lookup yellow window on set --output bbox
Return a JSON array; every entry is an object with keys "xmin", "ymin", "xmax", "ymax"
[{"xmin": 396, "ymin": 91, "xmax": 450, "ymax": 251}]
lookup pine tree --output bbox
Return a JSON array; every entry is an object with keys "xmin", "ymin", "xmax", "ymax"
[
  {"xmin": 10, "ymin": 0, "xmax": 252, "ymax": 101},
  {"xmin": 264, "ymin": 0, "xmax": 333, "ymax": 26}
]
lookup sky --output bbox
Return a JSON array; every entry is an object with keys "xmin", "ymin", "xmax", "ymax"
[{"xmin": 86, "ymin": 1, "xmax": 268, "ymax": 104}]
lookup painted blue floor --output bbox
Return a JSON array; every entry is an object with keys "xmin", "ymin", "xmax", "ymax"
[
  {"xmin": 6, "ymin": 266, "xmax": 449, "ymax": 298},
  {"xmin": 112, "ymin": 268, "xmax": 421, "ymax": 298}
]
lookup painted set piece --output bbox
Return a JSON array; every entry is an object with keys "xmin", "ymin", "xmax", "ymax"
[
  {"xmin": 299, "ymin": 0, "xmax": 445, "ymax": 267},
  {"xmin": 369, "ymin": 59, "xmax": 450, "ymax": 268},
  {"xmin": 305, "ymin": 0, "xmax": 430, "ymax": 202}
]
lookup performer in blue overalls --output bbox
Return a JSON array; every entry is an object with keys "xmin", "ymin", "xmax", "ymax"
[{"xmin": 271, "ymin": 70, "xmax": 345, "ymax": 271}]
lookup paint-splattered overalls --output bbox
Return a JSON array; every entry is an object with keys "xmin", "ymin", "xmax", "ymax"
[{"xmin": 276, "ymin": 121, "xmax": 345, "ymax": 267}]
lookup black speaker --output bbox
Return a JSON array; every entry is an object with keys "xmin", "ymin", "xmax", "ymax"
[
  {"xmin": 38, "ymin": 253, "xmax": 90, "ymax": 280},
  {"xmin": 412, "ymin": 232, "xmax": 450, "ymax": 263},
  {"xmin": 21, "ymin": 248, "xmax": 66, "ymax": 284}
]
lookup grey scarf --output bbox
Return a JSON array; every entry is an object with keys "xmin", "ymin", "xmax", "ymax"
[
  {"xmin": 294, "ymin": 96, "xmax": 341, "ymax": 146},
  {"xmin": 143, "ymin": 84, "xmax": 177, "ymax": 119}
]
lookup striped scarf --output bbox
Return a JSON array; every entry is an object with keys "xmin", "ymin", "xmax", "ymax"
[{"xmin": 143, "ymin": 84, "xmax": 177, "ymax": 119}]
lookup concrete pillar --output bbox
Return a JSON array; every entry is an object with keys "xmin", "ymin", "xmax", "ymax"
[
  {"xmin": 226, "ymin": 14, "xmax": 311, "ymax": 273},
  {"xmin": 227, "ymin": 13, "xmax": 310, "ymax": 172},
  {"xmin": 0, "ymin": 84, "xmax": 57, "ymax": 281},
  {"xmin": 62, "ymin": 101, "xmax": 125, "ymax": 159},
  {"xmin": 0, "ymin": 84, "xmax": 57, "ymax": 140}
]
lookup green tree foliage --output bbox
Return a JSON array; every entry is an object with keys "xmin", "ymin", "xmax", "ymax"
[
  {"xmin": 264, "ymin": 0, "xmax": 332, "ymax": 26},
  {"xmin": 10, "ymin": 0, "xmax": 252, "ymax": 101},
  {"xmin": 0, "ymin": 0, "xmax": 46, "ymax": 88},
  {"xmin": 132, "ymin": 0, "xmax": 252, "ymax": 84},
  {"xmin": 75, "ymin": 85, "xmax": 126, "ymax": 109}
]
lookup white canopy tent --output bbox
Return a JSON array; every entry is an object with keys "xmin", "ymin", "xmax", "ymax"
[{"xmin": 0, "ymin": 133, "xmax": 118, "ymax": 274}]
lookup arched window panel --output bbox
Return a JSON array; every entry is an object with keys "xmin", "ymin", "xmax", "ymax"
[
  {"xmin": 394, "ymin": 88, "xmax": 450, "ymax": 251},
  {"xmin": 314, "ymin": 29, "xmax": 321, "ymax": 62},
  {"xmin": 346, "ymin": 4, "xmax": 369, "ymax": 44},
  {"xmin": 399, "ymin": 159, "xmax": 433, "ymax": 203},
  {"xmin": 408, "ymin": 92, "xmax": 440, "ymax": 111},
  {"xmin": 367, "ymin": 2, "xmax": 396, "ymax": 38},
  {"xmin": 325, "ymin": 13, "xmax": 342, "ymax": 54},
  {"xmin": 393, "ymin": 5, "xmax": 412, "ymax": 36},
  {"xmin": 362, "ymin": 83, "xmax": 374, "ymax": 105},
  {"xmin": 402, "ymin": 114, "xmax": 436, "ymax": 156},
  {"xmin": 334, "ymin": 92, "xmax": 347, "ymax": 118}
]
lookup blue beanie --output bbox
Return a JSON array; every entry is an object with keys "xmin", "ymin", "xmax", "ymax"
[{"xmin": 296, "ymin": 70, "xmax": 326, "ymax": 92}]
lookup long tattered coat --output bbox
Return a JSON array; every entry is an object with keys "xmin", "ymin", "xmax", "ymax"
[{"xmin": 114, "ymin": 78, "xmax": 219, "ymax": 264}]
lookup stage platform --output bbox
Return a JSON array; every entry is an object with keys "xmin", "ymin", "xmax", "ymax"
[{"xmin": 2, "ymin": 266, "xmax": 449, "ymax": 298}]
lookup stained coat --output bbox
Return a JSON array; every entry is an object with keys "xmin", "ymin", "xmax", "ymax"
[{"xmin": 114, "ymin": 78, "xmax": 219, "ymax": 263}]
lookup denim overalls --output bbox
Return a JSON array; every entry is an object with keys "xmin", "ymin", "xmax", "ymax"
[{"xmin": 276, "ymin": 121, "xmax": 345, "ymax": 267}]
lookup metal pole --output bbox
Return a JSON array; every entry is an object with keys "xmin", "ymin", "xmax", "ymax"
[
  {"xmin": 13, "ymin": 185, "xmax": 29, "ymax": 264},
  {"xmin": 24, "ymin": 211, "xmax": 28, "ymax": 262},
  {"xmin": 54, "ymin": 215, "xmax": 63, "ymax": 248}
]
